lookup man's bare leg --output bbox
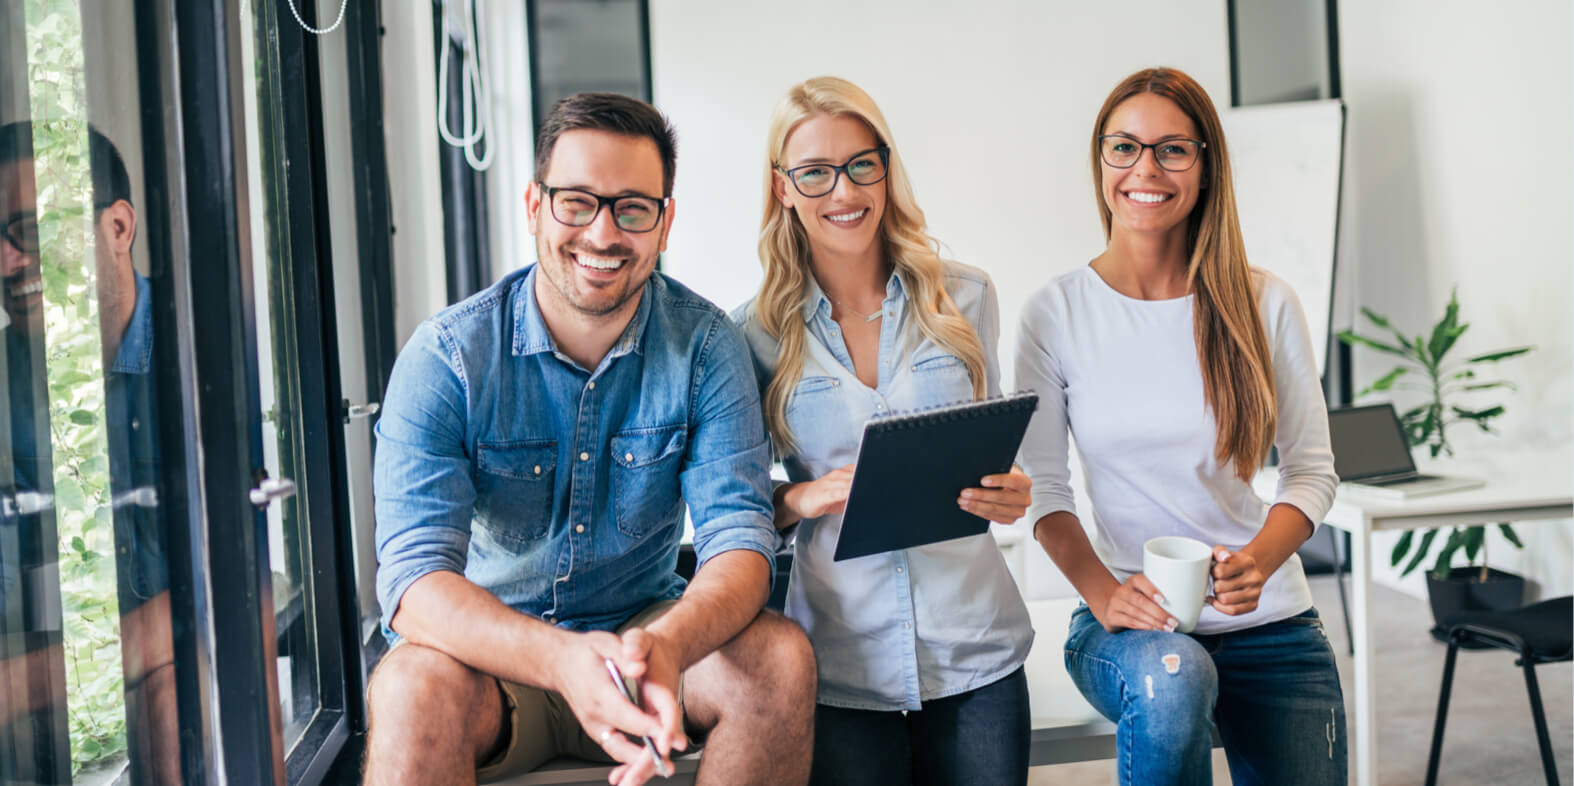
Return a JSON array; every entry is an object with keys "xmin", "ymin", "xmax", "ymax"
[
  {"xmin": 682, "ymin": 610, "xmax": 816, "ymax": 786},
  {"xmin": 364, "ymin": 642, "xmax": 505, "ymax": 786}
]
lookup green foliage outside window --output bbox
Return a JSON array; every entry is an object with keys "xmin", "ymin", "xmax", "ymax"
[{"xmin": 25, "ymin": 0, "xmax": 128, "ymax": 773}]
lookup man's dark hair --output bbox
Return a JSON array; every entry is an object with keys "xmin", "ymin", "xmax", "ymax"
[
  {"xmin": 0, "ymin": 120, "xmax": 134, "ymax": 208},
  {"xmin": 534, "ymin": 93, "xmax": 677, "ymax": 196}
]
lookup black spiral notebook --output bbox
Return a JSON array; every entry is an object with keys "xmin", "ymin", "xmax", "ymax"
[{"xmin": 833, "ymin": 391, "xmax": 1039, "ymax": 561}]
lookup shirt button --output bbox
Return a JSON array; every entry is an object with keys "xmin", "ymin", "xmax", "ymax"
[
  {"xmin": 903, "ymin": 622, "xmax": 912, "ymax": 630},
  {"xmin": 575, "ymin": 524, "xmax": 585, "ymax": 533},
  {"xmin": 831, "ymin": 379, "xmax": 840, "ymax": 387},
  {"xmin": 533, "ymin": 465, "xmax": 542, "ymax": 475},
  {"xmin": 587, "ymin": 381, "xmax": 595, "ymax": 390},
  {"xmin": 547, "ymin": 616, "xmax": 557, "ymax": 624},
  {"xmin": 579, "ymin": 451, "xmax": 590, "ymax": 461},
  {"xmin": 624, "ymin": 452, "xmax": 634, "ymax": 462},
  {"xmin": 896, "ymin": 566, "xmax": 904, "ymax": 574}
]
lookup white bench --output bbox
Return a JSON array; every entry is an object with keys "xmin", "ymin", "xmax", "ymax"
[{"xmin": 497, "ymin": 599, "xmax": 1118, "ymax": 785}]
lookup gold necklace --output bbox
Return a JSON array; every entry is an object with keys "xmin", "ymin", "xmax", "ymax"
[{"xmin": 831, "ymin": 297, "xmax": 883, "ymax": 323}]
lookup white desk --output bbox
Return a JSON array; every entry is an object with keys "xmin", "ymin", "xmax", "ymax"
[{"xmin": 1258, "ymin": 449, "xmax": 1573, "ymax": 786}]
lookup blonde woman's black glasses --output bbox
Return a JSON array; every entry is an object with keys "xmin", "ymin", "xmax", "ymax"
[
  {"xmin": 778, "ymin": 146, "xmax": 889, "ymax": 198},
  {"xmin": 538, "ymin": 183, "xmax": 669, "ymax": 233},
  {"xmin": 1099, "ymin": 135, "xmax": 1205, "ymax": 172}
]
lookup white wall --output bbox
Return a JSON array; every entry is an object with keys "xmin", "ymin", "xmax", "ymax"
[
  {"xmin": 382, "ymin": 1, "xmax": 449, "ymax": 344},
  {"xmin": 650, "ymin": 0, "xmax": 1230, "ymax": 599},
  {"xmin": 1338, "ymin": 1, "xmax": 1574, "ymax": 600}
]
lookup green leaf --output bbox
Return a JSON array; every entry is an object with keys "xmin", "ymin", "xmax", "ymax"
[
  {"xmin": 1427, "ymin": 291, "xmax": 1463, "ymax": 361},
  {"xmin": 1400, "ymin": 529, "xmax": 1439, "ymax": 577},
  {"xmin": 1389, "ymin": 530, "xmax": 1415, "ymax": 567},
  {"xmin": 1466, "ymin": 347, "xmax": 1533, "ymax": 363},
  {"xmin": 1455, "ymin": 381, "xmax": 1515, "ymax": 393},
  {"xmin": 71, "ymin": 536, "xmax": 85, "ymax": 553},
  {"xmin": 1452, "ymin": 405, "xmax": 1505, "ymax": 421},
  {"xmin": 1462, "ymin": 526, "xmax": 1484, "ymax": 564},
  {"xmin": 1337, "ymin": 330, "xmax": 1413, "ymax": 360},
  {"xmin": 1430, "ymin": 529, "xmax": 1464, "ymax": 578},
  {"xmin": 1359, "ymin": 367, "xmax": 1409, "ymax": 397},
  {"xmin": 1359, "ymin": 307, "xmax": 1393, "ymax": 329},
  {"xmin": 1498, "ymin": 524, "xmax": 1525, "ymax": 549},
  {"xmin": 68, "ymin": 408, "xmax": 96, "ymax": 426}
]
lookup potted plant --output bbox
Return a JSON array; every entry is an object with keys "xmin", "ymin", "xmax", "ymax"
[{"xmin": 1337, "ymin": 290, "xmax": 1533, "ymax": 629}]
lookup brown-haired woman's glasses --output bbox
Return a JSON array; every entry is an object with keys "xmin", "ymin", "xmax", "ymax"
[
  {"xmin": 778, "ymin": 147, "xmax": 889, "ymax": 198},
  {"xmin": 1099, "ymin": 135, "xmax": 1205, "ymax": 172},
  {"xmin": 539, "ymin": 183, "xmax": 668, "ymax": 233}
]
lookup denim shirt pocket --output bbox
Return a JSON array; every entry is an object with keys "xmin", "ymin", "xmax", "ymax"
[
  {"xmin": 474, "ymin": 439, "xmax": 557, "ymax": 545},
  {"xmin": 611, "ymin": 424, "xmax": 687, "ymax": 539},
  {"xmin": 786, "ymin": 375, "xmax": 839, "ymax": 415},
  {"xmin": 908, "ymin": 352, "xmax": 972, "ymax": 402}
]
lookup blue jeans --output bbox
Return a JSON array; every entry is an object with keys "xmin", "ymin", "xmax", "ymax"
[
  {"xmin": 1065, "ymin": 606, "xmax": 1347, "ymax": 786},
  {"xmin": 809, "ymin": 666, "xmax": 1030, "ymax": 786}
]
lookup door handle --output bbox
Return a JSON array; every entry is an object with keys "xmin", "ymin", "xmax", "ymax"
[
  {"xmin": 342, "ymin": 399, "xmax": 380, "ymax": 423},
  {"xmin": 249, "ymin": 477, "xmax": 297, "ymax": 508}
]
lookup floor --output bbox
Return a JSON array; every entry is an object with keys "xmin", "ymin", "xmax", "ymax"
[{"xmin": 1029, "ymin": 575, "xmax": 1573, "ymax": 785}]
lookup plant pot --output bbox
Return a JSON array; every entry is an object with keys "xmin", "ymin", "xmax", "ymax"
[{"xmin": 1426, "ymin": 566, "xmax": 1526, "ymax": 644}]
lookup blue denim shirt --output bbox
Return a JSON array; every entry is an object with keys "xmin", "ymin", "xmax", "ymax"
[
  {"xmin": 374, "ymin": 265, "xmax": 776, "ymax": 641},
  {"xmin": 733, "ymin": 261, "xmax": 1034, "ymax": 711}
]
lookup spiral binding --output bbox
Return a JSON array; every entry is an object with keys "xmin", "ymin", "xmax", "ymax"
[{"xmin": 867, "ymin": 390, "xmax": 1039, "ymax": 432}]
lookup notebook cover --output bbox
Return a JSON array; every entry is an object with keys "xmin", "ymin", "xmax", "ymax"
[{"xmin": 833, "ymin": 391, "xmax": 1039, "ymax": 561}]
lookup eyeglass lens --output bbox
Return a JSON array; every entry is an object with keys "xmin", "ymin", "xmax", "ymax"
[
  {"xmin": 788, "ymin": 149, "xmax": 887, "ymax": 197},
  {"xmin": 3, "ymin": 215, "xmax": 39, "ymax": 254},
  {"xmin": 1101, "ymin": 136, "xmax": 1201, "ymax": 171},
  {"xmin": 549, "ymin": 189, "xmax": 662, "ymax": 232}
]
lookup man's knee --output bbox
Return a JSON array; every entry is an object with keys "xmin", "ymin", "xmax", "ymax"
[
  {"xmin": 695, "ymin": 611, "xmax": 816, "ymax": 714},
  {"xmin": 367, "ymin": 643, "xmax": 494, "ymax": 725},
  {"xmin": 740, "ymin": 610, "xmax": 816, "ymax": 693}
]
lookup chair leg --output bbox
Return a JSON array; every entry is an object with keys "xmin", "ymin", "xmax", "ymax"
[
  {"xmin": 1425, "ymin": 638, "xmax": 1462, "ymax": 786},
  {"xmin": 1328, "ymin": 526, "xmax": 1354, "ymax": 655},
  {"xmin": 1521, "ymin": 658, "xmax": 1560, "ymax": 786}
]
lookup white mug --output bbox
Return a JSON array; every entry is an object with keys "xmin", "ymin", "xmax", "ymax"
[{"xmin": 1143, "ymin": 535, "xmax": 1215, "ymax": 634}]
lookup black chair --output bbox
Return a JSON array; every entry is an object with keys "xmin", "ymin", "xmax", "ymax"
[{"xmin": 1425, "ymin": 595, "xmax": 1572, "ymax": 786}]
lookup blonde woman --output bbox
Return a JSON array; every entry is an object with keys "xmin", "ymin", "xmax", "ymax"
[
  {"xmin": 731, "ymin": 77, "xmax": 1035, "ymax": 785},
  {"xmin": 1015, "ymin": 67, "xmax": 1345, "ymax": 785}
]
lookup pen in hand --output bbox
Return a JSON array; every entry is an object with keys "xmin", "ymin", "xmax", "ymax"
[{"xmin": 603, "ymin": 657, "xmax": 673, "ymax": 778}]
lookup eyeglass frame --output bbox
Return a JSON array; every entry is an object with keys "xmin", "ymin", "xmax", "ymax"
[
  {"xmin": 775, "ymin": 146, "xmax": 891, "ymax": 198},
  {"xmin": 1098, "ymin": 134, "xmax": 1207, "ymax": 172},
  {"xmin": 3, "ymin": 201, "xmax": 120, "ymax": 255},
  {"xmin": 535, "ymin": 182, "xmax": 670, "ymax": 234}
]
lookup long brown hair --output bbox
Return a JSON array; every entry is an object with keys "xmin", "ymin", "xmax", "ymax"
[
  {"xmin": 755, "ymin": 77, "xmax": 986, "ymax": 454},
  {"xmin": 1091, "ymin": 68, "xmax": 1276, "ymax": 481}
]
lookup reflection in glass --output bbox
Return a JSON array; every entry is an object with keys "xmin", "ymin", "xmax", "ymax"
[{"xmin": 1, "ymin": 2, "xmax": 177, "ymax": 782}]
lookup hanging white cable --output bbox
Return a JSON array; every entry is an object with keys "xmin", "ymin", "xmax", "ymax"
[
  {"xmin": 285, "ymin": 0, "xmax": 350, "ymax": 35},
  {"xmin": 436, "ymin": 0, "xmax": 494, "ymax": 171}
]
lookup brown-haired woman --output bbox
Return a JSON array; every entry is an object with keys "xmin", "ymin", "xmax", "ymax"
[{"xmin": 1015, "ymin": 67, "xmax": 1347, "ymax": 785}]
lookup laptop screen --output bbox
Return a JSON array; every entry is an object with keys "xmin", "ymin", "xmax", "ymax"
[{"xmin": 1327, "ymin": 405, "xmax": 1418, "ymax": 481}]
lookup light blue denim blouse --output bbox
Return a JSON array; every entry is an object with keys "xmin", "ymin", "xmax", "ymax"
[
  {"xmin": 733, "ymin": 261, "xmax": 1034, "ymax": 711},
  {"xmin": 374, "ymin": 266, "xmax": 777, "ymax": 642}
]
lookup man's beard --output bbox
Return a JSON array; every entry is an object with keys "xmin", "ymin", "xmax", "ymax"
[{"xmin": 539, "ymin": 237, "xmax": 652, "ymax": 318}]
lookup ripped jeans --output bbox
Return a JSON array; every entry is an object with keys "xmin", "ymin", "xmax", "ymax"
[{"xmin": 1065, "ymin": 605, "xmax": 1347, "ymax": 786}]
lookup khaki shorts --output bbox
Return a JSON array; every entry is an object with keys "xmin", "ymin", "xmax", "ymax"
[{"xmin": 476, "ymin": 599, "xmax": 686, "ymax": 783}]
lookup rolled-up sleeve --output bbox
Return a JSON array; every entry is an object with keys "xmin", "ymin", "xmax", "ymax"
[
  {"xmin": 1265, "ymin": 282, "xmax": 1337, "ymax": 526},
  {"xmin": 373, "ymin": 321, "xmax": 477, "ymax": 628},
  {"xmin": 1015, "ymin": 298, "xmax": 1079, "ymax": 527},
  {"xmin": 682, "ymin": 317, "xmax": 777, "ymax": 585}
]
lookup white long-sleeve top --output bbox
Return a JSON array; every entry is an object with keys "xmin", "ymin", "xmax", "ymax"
[{"xmin": 1015, "ymin": 265, "xmax": 1337, "ymax": 634}]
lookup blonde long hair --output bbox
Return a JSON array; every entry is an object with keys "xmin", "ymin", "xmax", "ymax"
[
  {"xmin": 1092, "ymin": 68, "xmax": 1277, "ymax": 482},
  {"xmin": 755, "ymin": 77, "xmax": 986, "ymax": 454}
]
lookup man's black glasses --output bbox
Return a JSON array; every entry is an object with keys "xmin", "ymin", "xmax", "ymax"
[
  {"xmin": 777, "ymin": 146, "xmax": 889, "ymax": 198},
  {"xmin": 538, "ymin": 183, "xmax": 669, "ymax": 233}
]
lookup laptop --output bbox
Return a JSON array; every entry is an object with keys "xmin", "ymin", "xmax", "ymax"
[{"xmin": 1328, "ymin": 404, "xmax": 1484, "ymax": 500}]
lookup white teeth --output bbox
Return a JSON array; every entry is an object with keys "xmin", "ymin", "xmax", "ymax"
[
  {"xmin": 8, "ymin": 280, "xmax": 41, "ymax": 297},
  {"xmin": 1126, "ymin": 191, "xmax": 1171, "ymax": 204},
  {"xmin": 576, "ymin": 255, "xmax": 624, "ymax": 271},
  {"xmin": 826, "ymin": 209, "xmax": 867, "ymax": 224}
]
